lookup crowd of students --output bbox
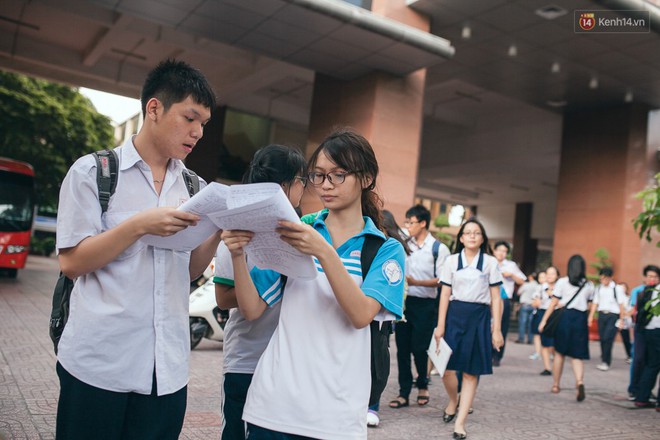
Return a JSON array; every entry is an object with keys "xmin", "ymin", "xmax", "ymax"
[{"xmin": 52, "ymin": 59, "xmax": 659, "ymax": 440}]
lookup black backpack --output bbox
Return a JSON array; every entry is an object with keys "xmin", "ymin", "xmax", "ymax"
[
  {"xmin": 48, "ymin": 149, "xmax": 200, "ymax": 354},
  {"xmin": 280, "ymin": 233, "xmax": 390, "ymax": 406}
]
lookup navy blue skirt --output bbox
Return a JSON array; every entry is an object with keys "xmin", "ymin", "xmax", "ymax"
[
  {"xmin": 553, "ymin": 308, "xmax": 589, "ymax": 360},
  {"xmin": 532, "ymin": 309, "xmax": 554, "ymax": 347},
  {"xmin": 445, "ymin": 300, "xmax": 492, "ymax": 376}
]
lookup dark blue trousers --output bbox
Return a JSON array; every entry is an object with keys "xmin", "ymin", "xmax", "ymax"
[
  {"xmin": 247, "ymin": 423, "xmax": 314, "ymax": 439},
  {"xmin": 395, "ymin": 296, "xmax": 436, "ymax": 398},
  {"xmin": 56, "ymin": 362, "xmax": 186, "ymax": 440},
  {"xmin": 222, "ymin": 373, "xmax": 253, "ymax": 440},
  {"xmin": 636, "ymin": 328, "xmax": 660, "ymax": 403},
  {"xmin": 629, "ymin": 328, "xmax": 647, "ymax": 396},
  {"xmin": 493, "ymin": 298, "xmax": 511, "ymax": 361}
]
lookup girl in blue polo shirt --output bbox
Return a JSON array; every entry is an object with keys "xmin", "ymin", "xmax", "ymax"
[
  {"xmin": 222, "ymin": 129, "xmax": 405, "ymax": 439},
  {"xmin": 434, "ymin": 219, "xmax": 504, "ymax": 440},
  {"xmin": 213, "ymin": 144, "xmax": 307, "ymax": 440}
]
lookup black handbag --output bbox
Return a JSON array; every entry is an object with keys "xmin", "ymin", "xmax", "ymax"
[{"xmin": 541, "ymin": 281, "xmax": 586, "ymax": 337}]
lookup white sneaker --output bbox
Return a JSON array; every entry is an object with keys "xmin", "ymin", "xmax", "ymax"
[
  {"xmin": 430, "ymin": 368, "xmax": 439, "ymax": 376},
  {"xmin": 529, "ymin": 353, "xmax": 540, "ymax": 360},
  {"xmin": 367, "ymin": 410, "xmax": 380, "ymax": 427},
  {"xmin": 596, "ymin": 363, "xmax": 609, "ymax": 371}
]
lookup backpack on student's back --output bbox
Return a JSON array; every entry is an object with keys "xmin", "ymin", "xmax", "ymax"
[{"xmin": 48, "ymin": 149, "xmax": 200, "ymax": 354}]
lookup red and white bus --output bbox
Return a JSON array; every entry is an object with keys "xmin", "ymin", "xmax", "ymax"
[{"xmin": 0, "ymin": 157, "xmax": 35, "ymax": 277}]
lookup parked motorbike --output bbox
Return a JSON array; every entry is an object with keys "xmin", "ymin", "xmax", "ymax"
[{"xmin": 189, "ymin": 278, "xmax": 229, "ymax": 349}]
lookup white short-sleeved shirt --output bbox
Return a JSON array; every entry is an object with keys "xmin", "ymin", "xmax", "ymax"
[
  {"xmin": 646, "ymin": 287, "xmax": 660, "ymax": 329},
  {"xmin": 533, "ymin": 283, "xmax": 553, "ymax": 309},
  {"xmin": 406, "ymin": 233, "xmax": 450, "ymax": 299},
  {"xmin": 213, "ymin": 243, "xmax": 281, "ymax": 374},
  {"xmin": 242, "ymin": 215, "xmax": 405, "ymax": 439},
  {"xmin": 497, "ymin": 259, "xmax": 526, "ymax": 299},
  {"xmin": 517, "ymin": 281, "xmax": 539, "ymax": 305},
  {"xmin": 56, "ymin": 137, "xmax": 205, "ymax": 395},
  {"xmin": 592, "ymin": 281, "xmax": 626, "ymax": 314},
  {"xmin": 552, "ymin": 277, "xmax": 595, "ymax": 312},
  {"xmin": 439, "ymin": 250, "xmax": 503, "ymax": 305}
]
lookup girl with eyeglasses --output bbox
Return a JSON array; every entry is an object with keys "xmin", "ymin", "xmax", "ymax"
[
  {"xmin": 433, "ymin": 219, "xmax": 504, "ymax": 440},
  {"xmin": 222, "ymin": 129, "xmax": 405, "ymax": 439},
  {"xmin": 213, "ymin": 144, "xmax": 307, "ymax": 440}
]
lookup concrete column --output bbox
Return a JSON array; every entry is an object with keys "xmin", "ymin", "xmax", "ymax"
[
  {"xmin": 300, "ymin": 0, "xmax": 429, "ymax": 222},
  {"xmin": 553, "ymin": 104, "xmax": 659, "ymax": 286},
  {"xmin": 513, "ymin": 202, "xmax": 537, "ymax": 275}
]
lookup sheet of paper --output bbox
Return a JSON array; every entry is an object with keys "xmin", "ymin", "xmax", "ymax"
[
  {"xmin": 207, "ymin": 183, "xmax": 316, "ymax": 279},
  {"xmin": 140, "ymin": 183, "xmax": 228, "ymax": 251},
  {"xmin": 427, "ymin": 337, "xmax": 452, "ymax": 377},
  {"xmin": 140, "ymin": 217, "xmax": 219, "ymax": 251}
]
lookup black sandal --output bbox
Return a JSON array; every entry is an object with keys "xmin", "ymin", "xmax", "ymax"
[
  {"xmin": 443, "ymin": 410, "xmax": 456, "ymax": 423},
  {"xmin": 417, "ymin": 393, "xmax": 430, "ymax": 406},
  {"xmin": 389, "ymin": 396, "xmax": 409, "ymax": 408}
]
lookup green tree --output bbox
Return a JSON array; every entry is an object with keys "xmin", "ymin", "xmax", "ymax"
[
  {"xmin": 0, "ymin": 71, "xmax": 114, "ymax": 208},
  {"xmin": 633, "ymin": 173, "xmax": 660, "ymax": 247}
]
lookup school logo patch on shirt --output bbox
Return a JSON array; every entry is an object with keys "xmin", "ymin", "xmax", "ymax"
[{"xmin": 382, "ymin": 259, "xmax": 403, "ymax": 286}]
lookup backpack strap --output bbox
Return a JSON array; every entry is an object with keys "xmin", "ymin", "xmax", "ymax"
[
  {"xmin": 361, "ymin": 234, "xmax": 386, "ymax": 279},
  {"xmin": 182, "ymin": 168, "xmax": 200, "ymax": 197},
  {"xmin": 93, "ymin": 149, "xmax": 118, "ymax": 213}
]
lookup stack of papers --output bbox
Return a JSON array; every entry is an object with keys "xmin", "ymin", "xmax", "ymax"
[
  {"xmin": 427, "ymin": 337, "xmax": 453, "ymax": 377},
  {"xmin": 141, "ymin": 182, "xmax": 317, "ymax": 279}
]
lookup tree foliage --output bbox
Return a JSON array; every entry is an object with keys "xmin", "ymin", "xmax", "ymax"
[
  {"xmin": 633, "ymin": 173, "xmax": 660, "ymax": 247},
  {"xmin": 0, "ymin": 71, "xmax": 114, "ymax": 208}
]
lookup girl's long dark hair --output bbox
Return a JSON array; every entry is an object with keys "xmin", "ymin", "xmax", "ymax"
[
  {"xmin": 453, "ymin": 219, "xmax": 492, "ymax": 255},
  {"xmin": 243, "ymin": 144, "xmax": 306, "ymax": 186},
  {"xmin": 567, "ymin": 254, "xmax": 586, "ymax": 286},
  {"xmin": 307, "ymin": 129, "xmax": 383, "ymax": 230},
  {"xmin": 382, "ymin": 210, "xmax": 411, "ymax": 255}
]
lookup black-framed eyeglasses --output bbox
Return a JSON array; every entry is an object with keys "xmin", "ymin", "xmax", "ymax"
[
  {"xmin": 293, "ymin": 176, "xmax": 308, "ymax": 187},
  {"xmin": 308, "ymin": 171, "xmax": 356, "ymax": 186}
]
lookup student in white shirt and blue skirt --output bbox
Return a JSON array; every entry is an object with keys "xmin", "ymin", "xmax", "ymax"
[
  {"xmin": 539, "ymin": 255, "xmax": 595, "ymax": 402},
  {"xmin": 434, "ymin": 219, "xmax": 504, "ymax": 440}
]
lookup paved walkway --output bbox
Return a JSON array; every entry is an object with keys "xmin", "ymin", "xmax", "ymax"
[{"xmin": 0, "ymin": 255, "xmax": 657, "ymax": 439}]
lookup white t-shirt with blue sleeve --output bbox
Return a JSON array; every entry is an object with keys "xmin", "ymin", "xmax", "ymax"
[{"xmin": 243, "ymin": 214, "xmax": 405, "ymax": 439}]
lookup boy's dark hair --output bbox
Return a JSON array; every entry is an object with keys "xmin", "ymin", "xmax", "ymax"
[
  {"xmin": 643, "ymin": 265, "xmax": 660, "ymax": 276},
  {"xmin": 141, "ymin": 59, "xmax": 216, "ymax": 116},
  {"xmin": 494, "ymin": 241, "xmax": 510, "ymax": 252},
  {"xmin": 405, "ymin": 204, "xmax": 431, "ymax": 230},
  {"xmin": 599, "ymin": 267, "xmax": 614, "ymax": 277},
  {"xmin": 243, "ymin": 144, "xmax": 306, "ymax": 186}
]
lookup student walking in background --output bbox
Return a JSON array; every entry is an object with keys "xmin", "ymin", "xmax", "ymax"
[
  {"xmin": 224, "ymin": 129, "xmax": 405, "ymax": 439},
  {"xmin": 434, "ymin": 219, "xmax": 503, "ymax": 440},
  {"xmin": 528, "ymin": 271, "xmax": 546, "ymax": 361},
  {"xmin": 390, "ymin": 204, "xmax": 449, "ymax": 409},
  {"xmin": 588, "ymin": 267, "xmax": 626, "ymax": 372},
  {"xmin": 618, "ymin": 282, "xmax": 633, "ymax": 364},
  {"xmin": 516, "ymin": 273, "xmax": 540, "ymax": 345},
  {"xmin": 539, "ymin": 255, "xmax": 595, "ymax": 402},
  {"xmin": 533, "ymin": 267, "xmax": 558, "ymax": 376},
  {"xmin": 213, "ymin": 145, "xmax": 307, "ymax": 440},
  {"xmin": 628, "ymin": 265, "xmax": 660, "ymax": 401},
  {"xmin": 492, "ymin": 241, "xmax": 525, "ymax": 367}
]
